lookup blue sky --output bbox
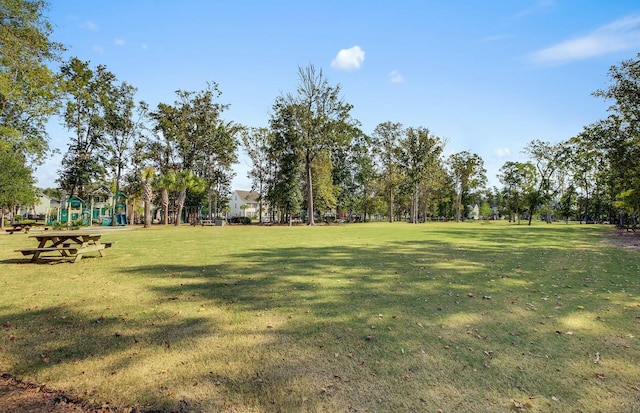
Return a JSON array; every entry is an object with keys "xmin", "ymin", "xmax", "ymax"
[{"xmin": 38, "ymin": 0, "xmax": 640, "ymax": 190}]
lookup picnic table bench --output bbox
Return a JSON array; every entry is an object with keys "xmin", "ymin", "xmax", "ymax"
[{"xmin": 15, "ymin": 231, "xmax": 113, "ymax": 263}]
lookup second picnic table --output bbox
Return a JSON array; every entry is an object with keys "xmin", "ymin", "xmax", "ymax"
[
  {"xmin": 15, "ymin": 231, "xmax": 113, "ymax": 263},
  {"xmin": 5, "ymin": 222, "xmax": 46, "ymax": 234}
]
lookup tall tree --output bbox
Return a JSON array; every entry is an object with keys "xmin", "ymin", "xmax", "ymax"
[
  {"xmin": 196, "ymin": 121, "xmax": 240, "ymax": 221},
  {"xmin": 498, "ymin": 161, "xmax": 536, "ymax": 224},
  {"xmin": 273, "ymin": 65, "xmax": 358, "ymax": 225},
  {"xmin": 523, "ymin": 139, "xmax": 565, "ymax": 224},
  {"xmin": 151, "ymin": 83, "xmax": 238, "ymax": 224},
  {"xmin": 58, "ymin": 58, "xmax": 113, "ymax": 197},
  {"xmin": 1, "ymin": 0, "xmax": 63, "ymax": 164},
  {"xmin": 269, "ymin": 103, "xmax": 303, "ymax": 225},
  {"xmin": 0, "ymin": 145, "xmax": 37, "ymax": 227},
  {"xmin": 371, "ymin": 121, "xmax": 403, "ymax": 222},
  {"xmin": 351, "ymin": 134, "xmax": 376, "ymax": 222},
  {"xmin": 564, "ymin": 133, "xmax": 607, "ymax": 223},
  {"xmin": 242, "ymin": 127, "xmax": 271, "ymax": 222},
  {"xmin": 398, "ymin": 127, "xmax": 446, "ymax": 224},
  {"xmin": 101, "ymin": 78, "xmax": 147, "ymax": 201},
  {"xmin": 448, "ymin": 151, "xmax": 487, "ymax": 222},
  {"xmin": 590, "ymin": 54, "xmax": 640, "ymax": 225}
]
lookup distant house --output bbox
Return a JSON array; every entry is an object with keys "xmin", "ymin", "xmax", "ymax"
[
  {"xmin": 468, "ymin": 203, "xmax": 480, "ymax": 220},
  {"xmin": 229, "ymin": 190, "xmax": 261, "ymax": 218},
  {"xmin": 20, "ymin": 193, "xmax": 60, "ymax": 218}
]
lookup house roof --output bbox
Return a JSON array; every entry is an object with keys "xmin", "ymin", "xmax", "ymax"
[{"xmin": 235, "ymin": 190, "xmax": 260, "ymax": 203}]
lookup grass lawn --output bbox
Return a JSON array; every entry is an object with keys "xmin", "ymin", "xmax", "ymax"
[{"xmin": 1, "ymin": 221, "xmax": 639, "ymax": 412}]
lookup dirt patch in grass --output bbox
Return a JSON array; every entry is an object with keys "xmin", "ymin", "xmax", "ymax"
[
  {"xmin": 600, "ymin": 231, "xmax": 640, "ymax": 252},
  {"xmin": 0, "ymin": 373, "xmax": 126, "ymax": 413}
]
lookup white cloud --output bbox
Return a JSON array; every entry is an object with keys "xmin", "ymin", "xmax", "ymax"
[
  {"xmin": 528, "ymin": 14, "xmax": 640, "ymax": 65},
  {"xmin": 389, "ymin": 70, "xmax": 404, "ymax": 83},
  {"xmin": 494, "ymin": 147, "xmax": 511, "ymax": 158},
  {"xmin": 93, "ymin": 45, "xmax": 104, "ymax": 54},
  {"xmin": 81, "ymin": 20, "xmax": 99, "ymax": 31},
  {"xmin": 331, "ymin": 45, "xmax": 365, "ymax": 71},
  {"xmin": 141, "ymin": 43, "xmax": 149, "ymax": 50},
  {"xmin": 114, "ymin": 38, "xmax": 126, "ymax": 46}
]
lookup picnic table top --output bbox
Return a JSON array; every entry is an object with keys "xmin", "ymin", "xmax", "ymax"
[
  {"xmin": 29, "ymin": 231, "xmax": 103, "ymax": 237},
  {"xmin": 7, "ymin": 222, "xmax": 43, "ymax": 228}
]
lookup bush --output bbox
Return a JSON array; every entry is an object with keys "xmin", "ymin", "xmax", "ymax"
[
  {"xmin": 52, "ymin": 221, "xmax": 65, "ymax": 230},
  {"xmin": 242, "ymin": 217, "xmax": 252, "ymax": 225}
]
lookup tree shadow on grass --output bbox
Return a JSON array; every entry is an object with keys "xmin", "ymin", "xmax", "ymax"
[
  {"xmin": 0, "ymin": 302, "xmax": 216, "ymax": 411},
  {"xmin": 114, "ymin": 234, "xmax": 640, "ymax": 411}
]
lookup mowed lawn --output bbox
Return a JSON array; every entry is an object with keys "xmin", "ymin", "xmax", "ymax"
[{"xmin": 1, "ymin": 222, "xmax": 639, "ymax": 412}]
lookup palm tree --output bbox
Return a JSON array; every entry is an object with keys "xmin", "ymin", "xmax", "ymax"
[
  {"xmin": 141, "ymin": 167, "xmax": 155, "ymax": 228},
  {"xmin": 155, "ymin": 172, "xmax": 177, "ymax": 225},
  {"xmin": 174, "ymin": 171, "xmax": 206, "ymax": 226}
]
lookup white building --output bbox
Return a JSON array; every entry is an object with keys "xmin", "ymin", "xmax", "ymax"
[{"xmin": 229, "ymin": 190, "xmax": 261, "ymax": 218}]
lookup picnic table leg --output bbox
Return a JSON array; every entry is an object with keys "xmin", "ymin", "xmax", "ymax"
[{"xmin": 31, "ymin": 236, "xmax": 58, "ymax": 262}]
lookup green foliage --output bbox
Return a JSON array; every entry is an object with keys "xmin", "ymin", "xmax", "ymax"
[
  {"xmin": 0, "ymin": 0, "xmax": 63, "ymax": 164},
  {"xmin": 58, "ymin": 58, "xmax": 112, "ymax": 196},
  {"xmin": 149, "ymin": 84, "xmax": 239, "ymax": 221},
  {"xmin": 271, "ymin": 65, "xmax": 359, "ymax": 225},
  {"xmin": 448, "ymin": 151, "xmax": 487, "ymax": 222},
  {"xmin": 0, "ymin": 144, "xmax": 38, "ymax": 210}
]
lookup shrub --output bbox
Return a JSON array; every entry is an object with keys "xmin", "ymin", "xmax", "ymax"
[{"xmin": 242, "ymin": 217, "xmax": 252, "ymax": 225}]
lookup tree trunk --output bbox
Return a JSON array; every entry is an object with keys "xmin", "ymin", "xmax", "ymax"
[
  {"xmin": 412, "ymin": 186, "xmax": 420, "ymax": 224},
  {"xmin": 388, "ymin": 191, "xmax": 393, "ymax": 223},
  {"xmin": 143, "ymin": 200, "xmax": 151, "ymax": 228},
  {"xmin": 207, "ymin": 185, "xmax": 213, "ymax": 220},
  {"xmin": 305, "ymin": 153, "xmax": 315, "ymax": 225},
  {"xmin": 162, "ymin": 189, "xmax": 169, "ymax": 225},
  {"xmin": 175, "ymin": 188, "xmax": 186, "ymax": 226}
]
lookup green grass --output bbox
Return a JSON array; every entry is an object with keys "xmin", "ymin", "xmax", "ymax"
[{"xmin": 1, "ymin": 222, "xmax": 639, "ymax": 412}]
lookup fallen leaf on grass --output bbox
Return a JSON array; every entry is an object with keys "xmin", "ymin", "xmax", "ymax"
[
  {"xmin": 595, "ymin": 373, "xmax": 606, "ymax": 379},
  {"xmin": 511, "ymin": 399, "xmax": 531, "ymax": 409}
]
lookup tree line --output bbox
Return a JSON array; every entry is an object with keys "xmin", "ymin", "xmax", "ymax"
[{"xmin": 2, "ymin": 0, "xmax": 639, "ymax": 228}]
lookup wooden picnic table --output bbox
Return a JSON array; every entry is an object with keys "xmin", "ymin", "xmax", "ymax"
[
  {"xmin": 15, "ymin": 231, "xmax": 113, "ymax": 263},
  {"xmin": 5, "ymin": 222, "xmax": 46, "ymax": 234}
]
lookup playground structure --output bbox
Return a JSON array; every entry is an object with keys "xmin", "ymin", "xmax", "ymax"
[{"xmin": 56, "ymin": 193, "xmax": 129, "ymax": 226}]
